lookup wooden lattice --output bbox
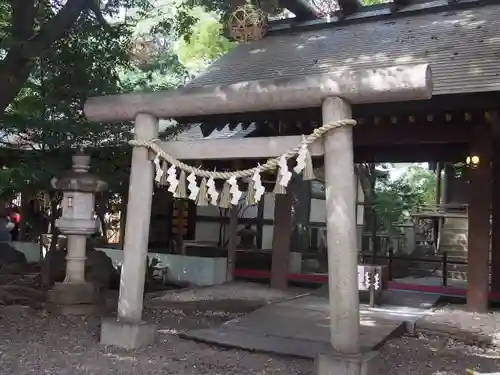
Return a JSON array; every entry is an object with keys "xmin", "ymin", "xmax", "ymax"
[{"xmin": 228, "ymin": 4, "xmax": 268, "ymax": 43}]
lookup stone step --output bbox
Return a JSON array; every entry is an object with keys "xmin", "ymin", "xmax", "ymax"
[
  {"xmin": 439, "ymin": 232, "xmax": 468, "ymax": 247},
  {"xmin": 442, "ymin": 217, "xmax": 469, "ymax": 230},
  {"xmin": 441, "ymin": 226, "xmax": 468, "ymax": 234},
  {"xmin": 406, "ymin": 267, "xmax": 468, "ymax": 282},
  {"xmin": 438, "ymin": 246, "xmax": 468, "ymax": 256},
  {"xmin": 405, "ymin": 268, "xmax": 469, "ymax": 282},
  {"xmin": 435, "ymin": 269, "xmax": 468, "ymax": 281},
  {"xmin": 440, "ymin": 251, "xmax": 467, "ymax": 260},
  {"xmin": 441, "ymin": 225, "xmax": 468, "ymax": 232},
  {"xmin": 406, "ymin": 267, "xmax": 437, "ymax": 277}
]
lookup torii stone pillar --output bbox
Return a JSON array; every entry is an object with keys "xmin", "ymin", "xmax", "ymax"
[
  {"xmin": 100, "ymin": 113, "xmax": 159, "ymax": 348},
  {"xmin": 316, "ymin": 97, "xmax": 378, "ymax": 374},
  {"xmin": 84, "ymin": 64, "xmax": 432, "ymax": 365}
]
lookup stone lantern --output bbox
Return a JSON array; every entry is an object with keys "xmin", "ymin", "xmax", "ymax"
[{"xmin": 48, "ymin": 152, "xmax": 108, "ymax": 314}]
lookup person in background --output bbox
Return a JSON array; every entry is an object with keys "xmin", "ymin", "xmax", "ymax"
[
  {"xmin": 0, "ymin": 207, "xmax": 14, "ymax": 242},
  {"xmin": 9, "ymin": 207, "xmax": 21, "ymax": 241}
]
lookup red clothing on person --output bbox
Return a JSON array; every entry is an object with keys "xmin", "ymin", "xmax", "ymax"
[{"xmin": 10, "ymin": 213, "xmax": 21, "ymax": 225}]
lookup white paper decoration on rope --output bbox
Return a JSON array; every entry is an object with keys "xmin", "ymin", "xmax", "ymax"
[
  {"xmin": 228, "ymin": 176, "xmax": 242, "ymax": 205},
  {"xmin": 151, "ymin": 135, "xmax": 317, "ymax": 206},
  {"xmin": 206, "ymin": 177, "xmax": 219, "ymax": 205},
  {"xmin": 278, "ymin": 155, "xmax": 292, "ymax": 187},
  {"xmin": 142, "ymin": 117, "xmax": 357, "ymax": 207},
  {"xmin": 252, "ymin": 169, "xmax": 266, "ymax": 203},
  {"xmin": 294, "ymin": 143, "xmax": 308, "ymax": 174},
  {"xmin": 153, "ymin": 156, "xmax": 163, "ymax": 183},
  {"xmin": 187, "ymin": 173, "xmax": 199, "ymax": 201},
  {"xmin": 166, "ymin": 165, "xmax": 178, "ymax": 194}
]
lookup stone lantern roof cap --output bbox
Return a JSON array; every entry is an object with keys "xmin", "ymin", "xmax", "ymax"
[{"xmin": 51, "ymin": 153, "xmax": 108, "ymax": 193}]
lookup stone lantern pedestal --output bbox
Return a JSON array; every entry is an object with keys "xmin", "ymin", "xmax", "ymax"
[{"xmin": 47, "ymin": 153, "xmax": 108, "ymax": 315}]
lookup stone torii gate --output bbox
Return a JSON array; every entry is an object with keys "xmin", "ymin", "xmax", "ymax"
[{"xmin": 84, "ymin": 64, "xmax": 432, "ymax": 374}]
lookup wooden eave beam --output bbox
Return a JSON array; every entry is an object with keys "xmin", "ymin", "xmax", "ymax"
[
  {"xmin": 352, "ymin": 121, "xmax": 473, "ymax": 145},
  {"xmin": 354, "ymin": 143, "xmax": 469, "ymax": 163},
  {"xmin": 159, "ymin": 121, "xmax": 473, "ymax": 161}
]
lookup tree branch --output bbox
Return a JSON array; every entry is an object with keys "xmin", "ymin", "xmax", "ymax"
[
  {"xmin": 0, "ymin": 0, "xmax": 98, "ymax": 113},
  {"xmin": 10, "ymin": 0, "xmax": 37, "ymax": 40},
  {"xmin": 88, "ymin": 0, "xmax": 111, "ymax": 30},
  {"xmin": 20, "ymin": 0, "xmax": 90, "ymax": 59}
]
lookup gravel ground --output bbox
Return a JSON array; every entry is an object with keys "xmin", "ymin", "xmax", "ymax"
[
  {"xmin": 416, "ymin": 306, "xmax": 500, "ymax": 346},
  {"xmin": 1, "ymin": 282, "xmax": 500, "ymax": 375},
  {"xmin": 149, "ymin": 282, "xmax": 308, "ymax": 303},
  {"xmin": 0, "ymin": 305, "xmax": 312, "ymax": 375},
  {"xmin": 381, "ymin": 333, "xmax": 500, "ymax": 375}
]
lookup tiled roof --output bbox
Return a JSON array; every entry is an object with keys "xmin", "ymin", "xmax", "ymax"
[
  {"xmin": 188, "ymin": 3, "xmax": 500, "ymax": 96},
  {"xmin": 175, "ymin": 123, "xmax": 257, "ymax": 141}
]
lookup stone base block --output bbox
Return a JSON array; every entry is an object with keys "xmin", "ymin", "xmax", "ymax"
[
  {"xmin": 47, "ymin": 303, "xmax": 99, "ymax": 316},
  {"xmin": 100, "ymin": 318, "xmax": 157, "ymax": 349},
  {"xmin": 316, "ymin": 351, "xmax": 380, "ymax": 375},
  {"xmin": 48, "ymin": 282, "xmax": 98, "ymax": 305},
  {"xmin": 358, "ymin": 290, "xmax": 383, "ymax": 306}
]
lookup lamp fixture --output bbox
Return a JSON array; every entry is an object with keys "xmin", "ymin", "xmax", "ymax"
[{"xmin": 466, "ymin": 155, "xmax": 480, "ymax": 168}]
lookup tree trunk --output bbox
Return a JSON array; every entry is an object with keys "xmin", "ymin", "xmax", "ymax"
[
  {"xmin": 118, "ymin": 200, "xmax": 127, "ymax": 247},
  {"xmin": 356, "ymin": 163, "xmax": 378, "ymax": 257},
  {"xmin": 0, "ymin": 0, "xmax": 101, "ymax": 113},
  {"xmin": 96, "ymin": 192, "xmax": 109, "ymax": 243},
  {"xmin": 48, "ymin": 193, "xmax": 59, "ymax": 252}
]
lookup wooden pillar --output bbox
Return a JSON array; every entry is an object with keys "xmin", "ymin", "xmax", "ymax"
[
  {"xmin": 467, "ymin": 124, "xmax": 492, "ymax": 313},
  {"xmin": 226, "ymin": 206, "xmax": 238, "ymax": 281},
  {"xmin": 433, "ymin": 163, "xmax": 443, "ymax": 250},
  {"xmin": 491, "ymin": 113, "xmax": 500, "ymax": 292},
  {"xmin": 443, "ymin": 164, "xmax": 454, "ymax": 204},
  {"xmin": 290, "ymin": 177, "xmax": 311, "ymax": 254},
  {"xmin": 256, "ymin": 199, "xmax": 264, "ymax": 249},
  {"xmin": 270, "ymin": 193, "xmax": 293, "ymax": 290},
  {"xmin": 435, "ymin": 163, "xmax": 443, "ymax": 206}
]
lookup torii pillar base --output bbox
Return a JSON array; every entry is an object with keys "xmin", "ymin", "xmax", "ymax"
[
  {"xmin": 316, "ymin": 351, "xmax": 380, "ymax": 375},
  {"xmin": 100, "ymin": 318, "xmax": 157, "ymax": 349}
]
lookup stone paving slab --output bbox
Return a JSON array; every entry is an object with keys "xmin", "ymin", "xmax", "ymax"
[{"xmin": 180, "ymin": 291, "xmax": 440, "ymax": 359}]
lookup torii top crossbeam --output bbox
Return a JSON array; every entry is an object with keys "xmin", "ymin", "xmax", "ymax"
[{"xmin": 84, "ymin": 64, "xmax": 432, "ymax": 122}]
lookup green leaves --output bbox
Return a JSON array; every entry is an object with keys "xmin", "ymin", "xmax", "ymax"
[
  {"xmin": 0, "ymin": 0, "xmax": 238, "ymax": 202},
  {"xmin": 175, "ymin": 6, "xmax": 235, "ymax": 75},
  {"xmin": 374, "ymin": 164, "xmax": 437, "ymax": 233}
]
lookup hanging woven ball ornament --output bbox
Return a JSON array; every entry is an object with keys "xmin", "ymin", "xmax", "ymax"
[{"xmin": 228, "ymin": 4, "xmax": 268, "ymax": 43}]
